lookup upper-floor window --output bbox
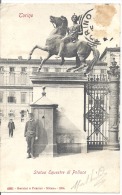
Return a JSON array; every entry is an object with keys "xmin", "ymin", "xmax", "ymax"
[
  {"xmin": 43, "ymin": 67, "xmax": 49, "ymax": 72},
  {"xmin": 0, "ymin": 91, "xmax": 3, "ymax": 103},
  {"xmin": 0, "ymin": 66, "xmax": 4, "ymax": 72},
  {"xmin": 21, "ymin": 67, "xmax": 27, "ymax": 73},
  {"xmin": 10, "ymin": 67, "xmax": 15, "ymax": 73},
  {"xmin": 21, "ymin": 68, "xmax": 27, "ymax": 85},
  {"xmin": 94, "ymin": 69, "xmax": 100, "ymax": 74},
  {"xmin": 101, "ymin": 69, "xmax": 106, "ymax": 74},
  {"xmin": 32, "ymin": 67, "xmax": 38, "ymax": 73},
  {"xmin": 21, "ymin": 92, "xmax": 26, "ymax": 104},
  {"xmin": 9, "ymin": 67, "xmax": 15, "ymax": 84},
  {"xmin": 0, "ymin": 67, "xmax": 4, "ymax": 85}
]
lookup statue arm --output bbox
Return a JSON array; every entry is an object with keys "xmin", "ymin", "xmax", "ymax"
[
  {"xmin": 78, "ymin": 15, "xmax": 83, "ymax": 35},
  {"xmin": 78, "ymin": 24, "xmax": 83, "ymax": 35}
]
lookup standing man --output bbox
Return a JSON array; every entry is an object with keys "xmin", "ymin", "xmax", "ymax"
[
  {"xmin": 8, "ymin": 119, "xmax": 15, "ymax": 137},
  {"xmin": 24, "ymin": 113, "xmax": 38, "ymax": 159}
]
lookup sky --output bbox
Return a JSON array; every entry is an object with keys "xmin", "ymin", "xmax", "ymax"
[{"xmin": 0, "ymin": 3, "xmax": 121, "ymax": 60}]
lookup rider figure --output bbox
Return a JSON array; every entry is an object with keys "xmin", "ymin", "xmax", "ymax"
[{"xmin": 56, "ymin": 13, "xmax": 83, "ymax": 58}]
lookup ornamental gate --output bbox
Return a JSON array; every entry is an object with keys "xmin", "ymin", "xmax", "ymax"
[{"xmin": 84, "ymin": 75, "xmax": 109, "ymax": 150}]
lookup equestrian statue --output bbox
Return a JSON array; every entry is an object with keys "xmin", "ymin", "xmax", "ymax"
[{"xmin": 28, "ymin": 14, "xmax": 100, "ymax": 73}]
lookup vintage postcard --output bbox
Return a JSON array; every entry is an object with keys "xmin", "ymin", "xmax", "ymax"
[{"xmin": 0, "ymin": 0, "xmax": 121, "ymax": 193}]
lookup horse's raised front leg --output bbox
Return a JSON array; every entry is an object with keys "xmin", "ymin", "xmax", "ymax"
[
  {"xmin": 28, "ymin": 45, "xmax": 38, "ymax": 60},
  {"xmin": 38, "ymin": 52, "xmax": 52, "ymax": 72},
  {"xmin": 28, "ymin": 45, "xmax": 49, "ymax": 60}
]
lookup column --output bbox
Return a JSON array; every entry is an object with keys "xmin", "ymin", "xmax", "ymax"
[{"xmin": 107, "ymin": 58, "xmax": 120, "ymax": 150}]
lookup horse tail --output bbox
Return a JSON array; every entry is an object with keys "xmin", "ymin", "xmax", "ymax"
[{"xmin": 90, "ymin": 47, "xmax": 100, "ymax": 69}]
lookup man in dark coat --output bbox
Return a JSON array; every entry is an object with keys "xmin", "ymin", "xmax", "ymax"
[
  {"xmin": 24, "ymin": 113, "xmax": 38, "ymax": 159},
  {"xmin": 8, "ymin": 119, "xmax": 15, "ymax": 137}
]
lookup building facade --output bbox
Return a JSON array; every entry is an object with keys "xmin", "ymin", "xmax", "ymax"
[
  {"xmin": 91, "ymin": 61, "xmax": 107, "ymax": 75},
  {"xmin": 0, "ymin": 58, "xmax": 74, "ymax": 121},
  {"xmin": 0, "ymin": 57, "xmax": 110, "ymax": 121},
  {"xmin": 99, "ymin": 47, "xmax": 120, "ymax": 67}
]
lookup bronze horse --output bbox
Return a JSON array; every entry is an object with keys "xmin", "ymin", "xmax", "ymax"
[{"xmin": 28, "ymin": 16, "xmax": 100, "ymax": 73}]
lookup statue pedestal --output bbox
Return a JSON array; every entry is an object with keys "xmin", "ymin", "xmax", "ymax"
[{"xmin": 30, "ymin": 72, "xmax": 87, "ymax": 156}]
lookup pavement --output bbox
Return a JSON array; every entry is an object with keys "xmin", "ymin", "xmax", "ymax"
[{"xmin": 0, "ymin": 120, "xmax": 120, "ymax": 193}]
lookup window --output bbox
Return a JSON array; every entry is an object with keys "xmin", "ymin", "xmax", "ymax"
[
  {"xmin": 32, "ymin": 67, "xmax": 38, "ymax": 73},
  {"xmin": 0, "ymin": 67, "xmax": 4, "ymax": 85},
  {"xmin": 95, "ymin": 69, "xmax": 100, "ymax": 74},
  {"xmin": 21, "ymin": 67, "xmax": 27, "ymax": 73},
  {"xmin": 8, "ymin": 97, "xmax": 15, "ymax": 103},
  {"xmin": 0, "ymin": 66, "xmax": 4, "ymax": 72},
  {"xmin": 0, "ymin": 92, "xmax": 3, "ymax": 103},
  {"xmin": 21, "ymin": 92, "xmax": 26, "ymax": 104},
  {"xmin": 43, "ymin": 67, "xmax": 49, "ymax": 72},
  {"xmin": 8, "ymin": 92, "xmax": 16, "ymax": 103},
  {"xmin": 101, "ymin": 69, "xmax": 106, "ymax": 74},
  {"xmin": 9, "ymin": 67, "xmax": 15, "ymax": 84},
  {"xmin": 10, "ymin": 67, "xmax": 15, "ymax": 72},
  {"xmin": 21, "ymin": 68, "xmax": 27, "ymax": 85}
]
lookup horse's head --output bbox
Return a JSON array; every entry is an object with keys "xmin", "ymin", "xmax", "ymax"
[{"xmin": 50, "ymin": 15, "xmax": 68, "ymax": 28}]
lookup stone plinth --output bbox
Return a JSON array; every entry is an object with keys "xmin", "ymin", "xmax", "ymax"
[
  {"xmin": 30, "ymin": 72, "xmax": 87, "ymax": 84},
  {"xmin": 30, "ymin": 72, "xmax": 88, "ymax": 155}
]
